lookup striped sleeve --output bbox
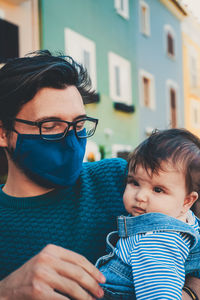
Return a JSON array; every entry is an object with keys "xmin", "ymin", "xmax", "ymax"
[{"xmin": 130, "ymin": 231, "xmax": 191, "ymax": 300}]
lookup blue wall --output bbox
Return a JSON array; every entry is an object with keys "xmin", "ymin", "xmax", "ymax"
[{"xmin": 135, "ymin": 0, "xmax": 184, "ymax": 140}]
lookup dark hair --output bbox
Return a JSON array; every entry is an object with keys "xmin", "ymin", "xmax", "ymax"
[
  {"xmin": 128, "ymin": 128, "xmax": 200, "ymax": 197},
  {"xmin": 0, "ymin": 50, "xmax": 95, "ymax": 130}
]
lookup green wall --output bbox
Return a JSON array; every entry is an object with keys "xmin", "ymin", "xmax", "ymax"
[{"xmin": 40, "ymin": 0, "xmax": 139, "ymax": 157}]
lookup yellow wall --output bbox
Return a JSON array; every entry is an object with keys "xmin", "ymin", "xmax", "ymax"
[{"xmin": 182, "ymin": 18, "xmax": 200, "ymax": 137}]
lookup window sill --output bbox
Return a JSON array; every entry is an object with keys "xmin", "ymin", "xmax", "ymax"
[
  {"xmin": 113, "ymin": 102, "xmax": 135, "ymax": 113},
  {"xmin": 167, "ymin": 53, "xmax": 176, "ymax": 61}
]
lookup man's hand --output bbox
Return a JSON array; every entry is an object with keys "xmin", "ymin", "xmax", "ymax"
[
  {"xmin": 182, "ymin": 276, "xmax": 200, "ymax": 300},
  {"xmin": 0, "ymin": 244, "xmax": 105, "ymax": 300}
]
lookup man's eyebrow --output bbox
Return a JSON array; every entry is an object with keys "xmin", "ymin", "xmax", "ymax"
[
  {"xmin": 73, "ymin": 114, "xmax": 87, "ymax": 121},
  {"xmin": 34, "ymin": 116, "xmax": 63, "ymax": 122},
  {"xmin": 34, "ymin": 114, "xmax": 87, "ymax": 122}
]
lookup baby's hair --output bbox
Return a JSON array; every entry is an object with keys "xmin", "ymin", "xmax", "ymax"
[{"xmin": 128, "ymin": 128, "xmax": 200, "ymax": 198}]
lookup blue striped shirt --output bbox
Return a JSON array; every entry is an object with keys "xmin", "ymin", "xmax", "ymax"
[{"xmin": 115, "ymin": 211, "xmax": 200, "ymax": 300}]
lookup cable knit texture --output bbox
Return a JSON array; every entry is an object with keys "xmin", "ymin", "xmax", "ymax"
[{"xmin": 0, "ymin": 158, "xmax": 127, "ymax": 280}]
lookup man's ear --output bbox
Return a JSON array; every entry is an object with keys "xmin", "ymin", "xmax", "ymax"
[
  {"xmin": 183, "ymin": 191, "xmax": 199, "ymax": 213},
  {"xmin": 0, "ymin": 121, "xmax": 8, "ymax": 147}
]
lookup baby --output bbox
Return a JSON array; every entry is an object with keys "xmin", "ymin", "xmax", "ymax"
[{"xmin": 96, "ymin": 128, "xmax": 200, "ymax": 300}]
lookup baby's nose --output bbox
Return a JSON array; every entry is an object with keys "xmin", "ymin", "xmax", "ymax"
[{"xmin": 135, "ymin": 189, "xmax": 148, "ymax": 202}]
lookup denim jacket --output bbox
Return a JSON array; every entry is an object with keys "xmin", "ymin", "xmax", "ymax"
[{"xmin": 96, "ymin": 213, "xmax": 200, "ymax": 300}]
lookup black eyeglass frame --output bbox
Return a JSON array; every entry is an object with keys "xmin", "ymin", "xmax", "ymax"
[{"xmin": 11, "ymin": 116, "xmax": 99, "ymax": 141}]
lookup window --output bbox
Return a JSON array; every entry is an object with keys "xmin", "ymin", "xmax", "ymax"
[
  {"xmin": 112, "ymin": 144, "xmax": 132, "ymax": 160},
  {"xmin": 189, "ymin": 47, "xmax": 198, "ymax": 88},
  {"xmin": 114, "ymin": 0, "xmax": 129, "ymax": 19},
  {"xmin": 108, "ymin": 52, "xmax": 132, "ymax": 105},
  {"xmin": 170, "ymin": 88, "xmax": 177, "ymax": 128},
  {"xmin": 166, "ymin": 80, "xmax": 179, "ymax": 128},
  {"xmin": 0, "ymin": 9, "xmax": 5, "ymax": 19},
  {"xmin": 143, "ymin": 77, "xmax": 150, "ymax": 107},
  {"xmin": 140, "ymin": 0, "xmax": 150, "ymax": 36},
  {"xmin": 164, "ymin": 25, "xmax": 176, "ymax": 59},
  {"xmin": 139, "ymin": 69, "xmax": 155, "ymax": 110},
  {"xmin": 191, "ymin": 99, "xmax": 200, "ymax": 128},
  {"xmin": 0, "ymin": 19, "xmax": 19, "ymax": 62},
  {"xmin": 114, "ymin": 66, "xmax": 121, "ymax": 96},
  {"xmin": 167, "ymin": 33, "xmax": 174, "ymax": 56},
  {"xmin": 65, "ymin": 28, "xmax": 97, "ymax": 90}
]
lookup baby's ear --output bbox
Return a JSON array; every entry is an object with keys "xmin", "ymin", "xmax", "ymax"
[{"xmin": 183, "ymin": 191, "xmax": 198, "ymax": 212}]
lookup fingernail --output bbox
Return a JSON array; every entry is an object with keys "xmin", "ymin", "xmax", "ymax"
[{"xmin": 98, "ymin": 289, "xmax": 104, "ymax": 298}]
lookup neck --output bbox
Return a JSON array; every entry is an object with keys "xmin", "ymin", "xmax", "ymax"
[
  {"xmin": 3, "ymin": 163, "xmax": 54, "ymax": 198},
  {"xmin": 177, "ymin": 212, "xmax": 188, "ymax": 223}
]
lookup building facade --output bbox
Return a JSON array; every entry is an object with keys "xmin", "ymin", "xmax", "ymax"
[
  {"xmin": 0, "ymin": 0, "xmax": 39, "ymax": 181},
  {"xmin": 40, "ymin": 0, "xmax": 140, "ymax": 160},
  {"xmin": 0, "ymin": 0, "xmax": 39, "ymax": 59},
  {"xmin": 137, "ymin": 0, "xmax": 186, "ymax": 140},
  {"xmin": 182, "ymin": 16, "xmax": 200, "ymax": 138},
  {"xmin": 40, "ymin": 0, "xmax": 188, "ymax": 159}
]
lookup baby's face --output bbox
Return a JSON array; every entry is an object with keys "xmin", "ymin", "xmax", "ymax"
[{"xmin": 123, "ymin": 163, "xmax": 190, "ymax": 220}]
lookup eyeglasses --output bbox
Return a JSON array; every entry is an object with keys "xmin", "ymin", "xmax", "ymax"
[{"xmin": 12, "ymin": 116, "xmax": 98, "ymax": 141}]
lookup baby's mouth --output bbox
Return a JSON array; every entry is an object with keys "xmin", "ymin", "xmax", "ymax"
[{"xmin": 133, "ymin": 206, "xmax": 146, "ymax": 214}]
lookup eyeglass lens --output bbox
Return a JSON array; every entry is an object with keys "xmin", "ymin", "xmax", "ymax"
[{"xmin": 41, "ymin": 119, "xmax": 96, "ymax": 140}]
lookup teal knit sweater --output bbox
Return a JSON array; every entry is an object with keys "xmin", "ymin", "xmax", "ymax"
[{"xmin": 0, "ymin": 158, "xmax": 127, "ymax": 280}]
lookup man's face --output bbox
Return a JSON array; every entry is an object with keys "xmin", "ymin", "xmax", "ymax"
[
  {"xmin": 7, "ymin": 85, "xmax": 86, "ymax": 149},
  {"xmin": 5, "ymin": 85, "xmax": 86, "ymax": 186}
]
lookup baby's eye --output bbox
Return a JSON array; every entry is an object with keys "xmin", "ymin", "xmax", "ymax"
[
  {"xmin": 133, "ymin": 180, "xmax": 139, "ymax": 186},
  {"xmin": 127, "ymin": 178, "xmax": 139, "ymax": 186},
  {"xmin": 154, "ymin": 187, "xmax": 163, "ymax": 193},
  {"xmin": 130, "ymin": 180, "xmax": 139, "ymax": 186}
]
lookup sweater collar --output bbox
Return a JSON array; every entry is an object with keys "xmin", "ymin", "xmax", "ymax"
[{"xmin": 0, "ymin": 184, "xmax": 69, "ymax": 209}]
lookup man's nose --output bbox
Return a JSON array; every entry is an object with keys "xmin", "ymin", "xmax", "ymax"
[{"xmin": 135, "ymin": 189, "xmax": 148, "ymax": 202}]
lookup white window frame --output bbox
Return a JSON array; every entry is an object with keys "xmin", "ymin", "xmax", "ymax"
[
  {"xmin": 139, "ymin": 69, "xmax": 155, "ymax": 110},
  {"xmin": 166, "ymin": 79, "xmax": 179, "ymax": 128},
  {"xmin": 164, "ymin": 24, "xmax": 176, "ymax": 59},
  {"xmin": 188, "ymin": 46, "xmax": 198, "ymax": 88},
  {"xmin": 64, "ymin": 28, "xmax": 97, "ymax": 90},
  {"xmin": 191, "ymin": 99, "xmax": 200, "ymax": 129},
  {"xmin": 0, "ymin": 9, "xmax": 5, "ymax": 19},
  {"xmin": 108, "ymin": 52, "xmax": 132, "ymax": 105},
  {"xmin": 139, "ymin": 0, "xmax": 150, "ymax": 36},
  {"xmin": 114, "ymin": 0, "xmax": 129, "ymax": 20},
  {"xmin": 112, "ymin": 144, "xmax": 132, "ymax": 158}
]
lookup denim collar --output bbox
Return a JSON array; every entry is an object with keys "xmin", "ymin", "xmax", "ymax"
[{"xmin": 117, "ymin": 213, "xmax": 200, "ymax": 250}]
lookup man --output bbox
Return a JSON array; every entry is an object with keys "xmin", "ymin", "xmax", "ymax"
[{"xmin": 0, "ymin": 51, "xmax": 199, "ymax": 300}]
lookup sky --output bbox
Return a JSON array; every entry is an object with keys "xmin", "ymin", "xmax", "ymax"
[{"xmin": 181, "ymin": 0, "xmax": 200, "ymax": 21}]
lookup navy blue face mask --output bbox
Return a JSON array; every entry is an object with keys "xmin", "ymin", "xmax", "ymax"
[{"xmin": 12, "ymin": 129, "xmax": 86, "ymax": 188}]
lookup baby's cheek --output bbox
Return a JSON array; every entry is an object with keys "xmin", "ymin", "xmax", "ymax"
[
  {"xmin": 123, "ymin": 193, "xmax": 129, "ymax": 205},
  {"xmin": 123, "ymin": 199, "xmax": 132, "ymax": 213}
]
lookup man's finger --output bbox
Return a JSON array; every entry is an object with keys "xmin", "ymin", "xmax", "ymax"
[
  {"xmin": 52, "ymin": 274, "xmax": 97, "ymax": 300},
  {"xmin": 53, "ymin": 261, "xmax": 104, "ymax": 299},
  {"xmin": 43, "ymin": 244, "xmax": 105, "ymax": 283}
]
